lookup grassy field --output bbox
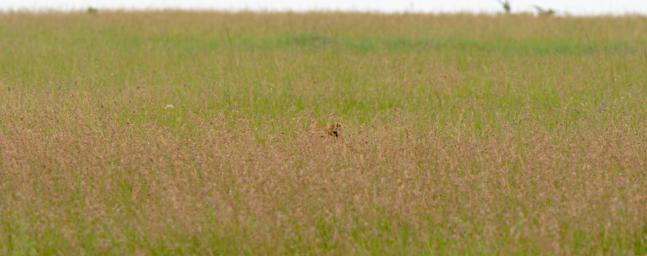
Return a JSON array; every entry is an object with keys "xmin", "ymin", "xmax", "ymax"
[{"xmin": 0, "ymin": 11, "xmax": 646, "ymax": 255}]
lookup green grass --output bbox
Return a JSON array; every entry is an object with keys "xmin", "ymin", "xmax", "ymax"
[{"xmin": 0, "ymin": 11, "xmax": 646, "ymax": 255}]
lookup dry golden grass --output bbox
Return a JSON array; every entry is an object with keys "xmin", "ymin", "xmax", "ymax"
[{"xmin": 0, "ymin": 11, "xmax": 646, "ymax": 255}]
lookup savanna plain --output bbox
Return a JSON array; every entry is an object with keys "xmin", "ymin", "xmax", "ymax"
[{"xmin": 0, "ymin": 11, "xmax": 646, "ymax": 255}]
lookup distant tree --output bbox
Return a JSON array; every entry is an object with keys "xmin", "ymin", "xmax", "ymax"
[
  {"xmin": 498, "ymin": 0, "xmax": 511, "ymax": 14},
  {"xmin": 533, "ymin": 6, "xmax": 556, "ymax": 17}
]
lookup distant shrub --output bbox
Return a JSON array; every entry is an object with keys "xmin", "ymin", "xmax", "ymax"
[
  {"xmin": 86, "ymin": 7, "xmax": 99, "ymax": 14},
  {"xmin": 533, "ymin": 6, "xmax": 556, "ymax": 17}
]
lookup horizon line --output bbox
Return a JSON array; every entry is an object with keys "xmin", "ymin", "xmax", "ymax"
[{"xmin": 1, "ymin": 8, "xmax": 646, "ymax": 17}]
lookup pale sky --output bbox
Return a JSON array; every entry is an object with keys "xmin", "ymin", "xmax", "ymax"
[{"xmin": 1, "ymin": 0, "xmax": 646, "ymax": 15}]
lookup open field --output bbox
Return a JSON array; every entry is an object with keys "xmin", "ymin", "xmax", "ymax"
[{"xmin": 0, "ymin": 11, "xmax": 646, "ymax": 255}]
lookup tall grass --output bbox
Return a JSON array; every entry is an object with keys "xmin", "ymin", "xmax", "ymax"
[{"xmin": 0, "ymin": 11, "xmax": 646, "ymax": 255}]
